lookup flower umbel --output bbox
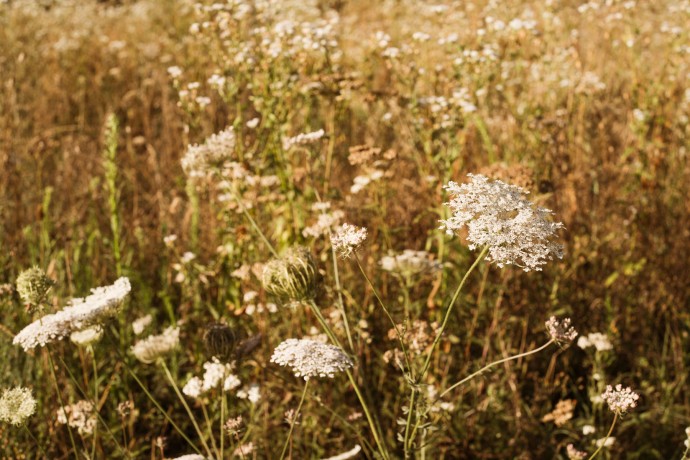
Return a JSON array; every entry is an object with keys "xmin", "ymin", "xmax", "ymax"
[
  {"xmin": 440, "ymin": 174, "xmax": 564, "ymax": 271},
  {"xmin": 271, "ymin": 338, "xmax": 353, "ymax": 380},
  {"xmin": 601, "ymin": 384, "xmax": 640, "ymax": 413},
  {"xmin": 331, "ymin": 223, "xmax": 367, "ymax": 258},
  {"xmin": 13, "ymin": 277, "xmax": 131, "ymax": 351},
  {"xmin": 545, "ymin": 316, "xmax": 578, "ymax": 344},
  {"xmin": 0, "ymin": 386, "xmax": 36, "ymax": 426},
  {"xmin": 131, "ymin": 326, "xmax": 180, "ymax": 364},
  {"xmin": 261, "ymin": 246, "xmax": 318, "ymax": 302}
]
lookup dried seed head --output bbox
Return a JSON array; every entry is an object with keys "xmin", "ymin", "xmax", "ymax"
[
  {"xmin": 203, "ymin": 323, "xmax": 238, "ymax": 362},
  {"xmin": 261, "ymin": 246, "xmax": 318, "ymax": 302},
  {"xmin": 16, "ymin": 266, "xmax": 55, "ymax": 311}
]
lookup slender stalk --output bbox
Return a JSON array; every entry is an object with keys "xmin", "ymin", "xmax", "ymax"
[
  {"xmin": 440, "ymin": 340, "xmax": 555, "ymax": 398},
  {"xmin": 353, "ymin": 254, "xmax": 413, "ymax": 378},
  {"xmin": 200, "ymin": 401, "xmax": 220, "ymax": 459},
  {"xmin": 331, "ymin": 244, "xmax": 354, "ymax": 352},
  {"xmin": 403, "ymin": 387, "xmax": 417, "ymax": 458},
  {"xmin": 220, "ymin": 368, "xmax": 227, "ymax": 459},
  {"xmin": 588, "ymin": 412, "xmax": 618, "ymax": 460},
  {"xmin": 125, "ymin": 365, "xmax": 202, "ymax": 456},
  {"xmin": 419, "ymin": 246, "xmax": 489, "ymax": 379},
  {"xmin": 229, "ymin": 187, "xmax": 278, "ymax": 257},
  {"xmin": 280, "ymin": 380, "xmax": 310, "ymax": 460},
  {"xmin": 24, "ymin": 424, "xmax": 49, "ymax": 459},
  {"xmin": 90, "ymin": 346, "xmax": 99, "ymax": 459},
  {"xmin": 58, "ymin": 356, "xmax": 130, "ymax": 458},
  {"xmin": 307, "ymin": 301, "xmax": 389, "ymax": 460},
  {"xmin": 46, "ymin": 348, "xmax": 80, "ymax": 458},
  {"xmin": 159, "ymin": 360, "xmax": 215, "ymax": 459}
]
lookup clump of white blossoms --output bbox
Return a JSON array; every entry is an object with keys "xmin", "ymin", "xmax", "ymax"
[
  {"xmin": 330, "ymin": 223, "xmax": 367, "ymax": 258},
  {"xmin": 601, "ymin": 384, "xmax": 640, "ymax": 413},
  {"xmin": 70, "ymin": 325, "xmax": 104, "ymax": 347},
  {"xmin": 13, "ymin": 277, "xmax": 131, "ymax": 351},
  {"xmin": 440, "ymin": 174, "xmax": 564, "ymax": 271},
  {"xmin": 181, "ymin": 126, "xmax": 235, "ymax": 179},
  {"xmin": 545, "ymin": 316, "xmax": 578, "ymax": 344},
  {"xmin": 271, "ymin": 338, "xmax": 353, "ymax": 380},
  {"xmin": 131, "ymin": 326, "xmax": 180, "ymax": 364},
  {"xmin": 282, "ymin": 128, "xmax": 325, "ymax": 150},
  {"xmin": 577, "ymin": 332, "xmax": 613, "ymax": 352},
  {"xmin": 0, "ymin": 387, "xmax": 36, "ymax": 426},
  {"xmin": 182, "ymin": 359, "xmax": 241, "ymax": 398},
  {"xmin": 379, "ymin": 250, "xmax": 443, "ymax": 277},
  {"xmin": 56, "ymin": 400, "xmax": 97, "ymax": 435},
  {"xmin": 169, "ymin": 455, "xmax": 208, "ymax": 460}
]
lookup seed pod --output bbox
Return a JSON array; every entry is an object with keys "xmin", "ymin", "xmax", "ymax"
[
  {"xmin": 16, "ymin": 266, "xmax": 55, "ymax": 311},
  {"xmin": 261, "ymin": 246, "xmax": 317, "ymax": 302},
  {"xmin": 203, "ymin": 323, "xmax": 238, "ymax": 362}
]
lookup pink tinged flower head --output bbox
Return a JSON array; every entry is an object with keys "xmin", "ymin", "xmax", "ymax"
[
  {"xmin": 545, "ymin": 316, "xmax": 578, "ymax": 344},
  {"xmin": 601, "ymin": 384, "xmax": 640, "ymax": 413},
  {"xmin": 440, "ymin": 174, "xmax": 564, "ymax": 271}
]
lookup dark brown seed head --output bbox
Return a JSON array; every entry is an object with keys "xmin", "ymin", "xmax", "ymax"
[{"xmin": 203, "ymin": 323, "xmax": 238, "ymax": 361}]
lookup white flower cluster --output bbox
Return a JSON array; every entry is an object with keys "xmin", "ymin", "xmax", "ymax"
[
  {"xmin": 70, "ymin": 325, "xmax": 103, "ymax": 347},
  {"xmin": 545, "ymin": 316, "xmax": 578, "ymax": 343},
  {"xmin": 440, "ymin": 174, "xmax": 564, "ymax": 271},
  {"xmin": 13, "ymin": 277, "xmax": 131, "ymax": 351},
  {"xmin": 601, "ymin": 384, "xmax": 640, "ymax": 413},
  {"xmin": 131, "ymin": 326, "xmax": 180, "ymax": 364},
  {"xmin": 168, "ymin": 455, "xmax": 207, "ymax": 460},
  {"xmin": 282, "ymin": 129, "xmax": 325, "ymax": 150},
  {"xmin": 0, "ymin": 387, "xmax": 36, "ymax": 426},
  {"xmin": 132, "ymin": 314, "xmax": 153, "ymax": 335},
  {"xmin": 684, "ymin": 426, "xmax": 690, "ymax": 450},
  {"xmin": 182, "ymin": 359, "xmax": 241, "ymax": 399},
  {"xmin": 56, "ymin": 400, "xmax": 97, "ymax": 435},
  {"xmin": 379, "ymin": 250, "xmax": 442, "ymax": 277},
  {"xmin": 181, "ymin": 126, "xmax": 236, "ymax": 179},
  {"xmin": 577, "ymin": 332, "xmax": 613, "ymax": 352},
  {"xmin": 330, "ymin": 223, "xmax": 367, "ymax": 258},
  {"xmin": 237, "ymin": 383, "xmax": 261, "ymax": 404},
  {"xmin": 270, "ymin": 338, "xmax": 353, "ymax": 380}
]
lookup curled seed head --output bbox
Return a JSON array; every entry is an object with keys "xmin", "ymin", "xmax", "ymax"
[
  {"xmin": 203, "ymin": 323, "xmax": 238, "ymax": 362},
  {"xmin": 16, "ymin": 266, "xmax": 55, "ymax": 311},
  {"xmin": 261, "ymin": 246, "xmax": 318, "ymax": 302}
]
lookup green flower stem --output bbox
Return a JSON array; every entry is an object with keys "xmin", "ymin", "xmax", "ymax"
[
  {"xmin": 220, "ymin": 368, "xmax": 227, "ymax": 459},
  {"xmin": 124, "ymin": 364, "xmax": 201, "ymax": 456},
  {"xmin": 419, "ymin": 246, "xmax": 489, "ymax": 379},
  {"xmin": 307, "ymin": 301, "xmax": 389, "ymax": 460},
  {"xmin": 439, "ymin": 339, "xmax": 555, "ymax": 398},
  {"xmin": 229, "ymin": 185, "xmax": 278, "ymax": 257},
  {"xmin": 199, "ymin": 401, "xmax": 220, "ymax": 459},
  {"xmin": 159, "ymin": 360, "xmax": 215, "ymax": 459},
  {"xmin": 46, "ymin": 348, "xmax": 80, "ymax": 458},
  {"xmin": 331, "ymin": 243, "xmax": 355, "ymax": 352},
  {"xmin": 353, "ymin": 254, "xmax": 413, "ymax": 379},
  {"xmin": 23, "ymin": 424, "xmax": 48, "ymax": 458},
  {"xmin": 90, "ymin": 346, "xmax": 99, "ymax": 459},
  {"xmin": 280, "ymin": 379, "xmax": 310, "ymax": 460},
  {"xmin": 588, "ymin": 412, "xmax": 618, "ymax": 460}
]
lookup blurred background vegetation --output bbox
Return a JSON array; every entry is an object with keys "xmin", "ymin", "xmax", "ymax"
[{"xmin": 0, "ymin": 0, "xmax": 689, "ymax": 458}]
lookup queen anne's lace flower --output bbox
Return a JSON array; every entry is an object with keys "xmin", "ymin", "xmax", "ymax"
[
  {"xmin": 13, "ymin": 278, "xmax": 131, "ymax": 351},
  {"xmin": 131, "ymin": 326, "xmax": 180, "ymax": 364},
  {"xmin": 330, "ymin": 224, "xmax": 367, "ymax": 258},
  {"xmin": 0, "ymin": 387, "xmax": 36, "ymax": 426},
  {"xmin": 440, "ymin": 174, "xmax": 564, "ymax": 271},
  {"xmin": 181, "ymin": 126, "xmax": 236, "ymax": 179},
  {"xmin": 56, "ymin": 400, "xmax": 97, "ymax": 435},
  {"xmin": 566, "ymin": 444, "xmax": 587, "ymax": 460},
  {"xmin": 601, "ymin": 384, "xmax": 640, "ymax": 413},
  {"xmin": 271, "ymin": 339, "xmax": 353, "ymax": 380},
  {"xmin": 379, "ymin": 250, "xmax": 442, "ymax": 276},
  {"xmin": 70, "ymin": 325, "xmax": 104, "ymax": 347},
  {"xmin": 577, "ymin": 332, "xmax": 613, "ymax": 351}
]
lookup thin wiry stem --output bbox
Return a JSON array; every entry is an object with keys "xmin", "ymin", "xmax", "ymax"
[
  {"xmin": 587, "ymin": 412, "xmax": 618, "ymax": 460},
  {"xmin": 90, "ymin": 346, "xmax": 99, "ymax": 459},
  {"xmin": 229, "ymin": 186, "xmax": 278, "ymax": 257},
  {"xmin": 353, "ymin": 253, "xmax": 413, "ymax": 379},
  {"xmin": 199, "ymin": 400, "xmax": 220, "ymax": 459},
  {"xmin": 46, "ymin": 348, "xmax": 80, "ymax": 458},
  {"xmin": 280, "ymin": 380, "xmax": 310, "ymax": 460},
  {"xmin": 440, "ymin": 340, "xmax": 555, "ymax": 398},
  {"xmin": 159, "ymin": 360, "xmax": 215, "ymax": 459}
]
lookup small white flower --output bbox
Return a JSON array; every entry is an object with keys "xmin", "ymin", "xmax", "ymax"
[
  {"xmin": 577, "ymin": 333, "xmax": 613, "ymax": 352},
  {"xmin": 70, "ymin": 325, "xmax": 104, "ymax": 347},
  {"xmin": 566, "ymin": 444, "xmax": 587, "ymax": 460},
  {"xmin": 246, "ymin": 118, "xmax": 260, "ymax": 129},
  {"xmin": 132, "ymin": 314, "xmax": 153, "ymax": 335},
  {"xmin": 545, "ymin": 316, "xmax": 578, "ymax": 343},
  {"xmin": 595, "ymin": 436, "xmax": 616, "ymax": 448},
  {"xmin": 0, "ymin": 387, "xmax": 36, "ymax": 426},
  {"xmin": 131, "ymin": 327, "xmax": 180, "ymax": 364},
  {"xmin": 582, "ymin": 424, "xmax": 596, "ymax": 435}
]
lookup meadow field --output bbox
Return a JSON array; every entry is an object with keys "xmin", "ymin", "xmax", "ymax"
[{"xmin": 1, "ymin": 0, "xmax": 689, "ymax": 458}]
